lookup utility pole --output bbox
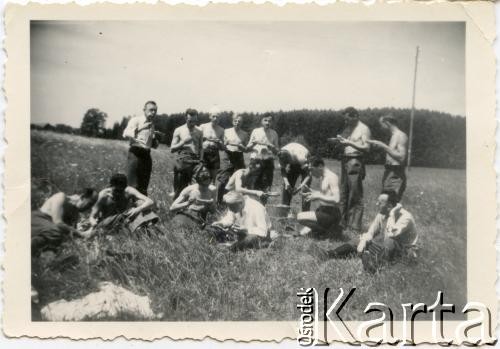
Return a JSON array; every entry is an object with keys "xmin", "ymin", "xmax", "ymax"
[{"xmin": 407, "ymin": 46, "xmax": 419, "ymax": 171}]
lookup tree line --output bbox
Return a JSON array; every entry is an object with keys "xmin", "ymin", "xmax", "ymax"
[{"xmin": 31, "ymin": 107, "xmax": 466, "ymax": 169}]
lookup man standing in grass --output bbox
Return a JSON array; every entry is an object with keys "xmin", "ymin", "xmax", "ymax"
[
  {"xmin": 122, "ymin": 101, "xmax": 159, "ymax": 195},
  {"xmin": 247, "ymin": 113, "xmax": 279, "ymax": 198},
  {"xmin": 216, "ymin": 113, "xmax": 249, "ymax": 205},
  {"xmin": 333, "ymin": 107, "xmax": 371, "ymax": 233},
  {"xmin": 199, "ymin": 109, "xmax": 224, "ymax": 184},
  {"xmin": 325, "ymin": 191, "xmax": 418, "ymax": 273},
  {"xmin": 170, "ymin": 109, "xmax": 204, "ymax": 199},
  {"xmin": 277, "ymin": 142, "xmax": 311, "ymax": 212},
  {"xmin": 296, "ymin": 156, "xmax": 341, "ymax": 238},
  {"xmin": 368, "ymin": 114, "xmax": 408, "ymax": 202}
]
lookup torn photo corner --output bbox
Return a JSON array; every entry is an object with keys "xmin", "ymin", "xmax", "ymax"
[{"xmin": 3, "ymin": 1, "xmax": 497, "ymax": 344}]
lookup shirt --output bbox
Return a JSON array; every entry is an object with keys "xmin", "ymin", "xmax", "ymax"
[
  {"xmin": 122, "ymin": 116, "xmax": 155, "ymax": 149},
  {"xmin": 281, "ymin": 143, "xmax": 310, "ymax": 166},
  {"xmin": 342, "ymin": 121, "xmax": 371, "ymax": 156},
  {"xmin": 218, "ymin": 196, "xmax": 271, "ymax": 237},
  {"xmin": 199, "ymin": 122, "xmax": 224, "ymax": 150},
  {"xmin": 224, "ymin": 127, "xmax": 249, "ymax": 152},
  {"xmin": 249, "ymin": 127, "xmax": 279, "ymax": 159},
  {"xmin": 362, "ymin": 205, "xmax": 418, "ymax": 248}
]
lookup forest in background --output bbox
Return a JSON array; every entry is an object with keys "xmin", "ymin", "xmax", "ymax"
[{"xmin": 31, "ymin": 107, "xmax": 466, "ymax": 169}]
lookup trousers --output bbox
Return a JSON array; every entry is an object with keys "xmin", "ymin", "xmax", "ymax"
[{"xmin": 127, "ymin": 146, "xmax": 152, "ymax": 195}]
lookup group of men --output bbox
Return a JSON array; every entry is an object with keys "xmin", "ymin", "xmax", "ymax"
[{"xmin": 31, "ymin": 100, "xmax": 418, "ymax": 272}]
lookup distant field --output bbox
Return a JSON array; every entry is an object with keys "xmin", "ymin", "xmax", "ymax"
[{"xmin": 31, "ymin": 130, "xmax": 467, "ymax": 321}]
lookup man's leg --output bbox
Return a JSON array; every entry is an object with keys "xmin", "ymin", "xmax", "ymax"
[
  {"xmin": 127, "ymin": 149, "xmax": 139, "ymax": 190},
  {"xmin": 382, "ymin": 166, "xmax": 406, "ymax": 202},
  {"xmin": 300, "ymin": 169, "xmax": 312, "ymax": 212},
  {"xmin": 137, "ymin": 152, "xmax": 152, "ymax": 195},
  {"xmin": 339, "ymin": 159, "xmax": 349, "ymax": 228},
  {"xmin": 297, "ymin": 211, "xmax": 328, "ymax": 236},
  {"xmin": 262, "ymin": 158, "xmax": 275, "ymax": 191},
  {"xmin": 281, "ymin": 169, "xmax": 299, "ymax": 206},
  {"xmin": 327, "ymin": 238, "xmax": 359, "ymax": 259},
  {"xmin": 345, "ymin": 158, "xmax": 364, "ymax": 232}
]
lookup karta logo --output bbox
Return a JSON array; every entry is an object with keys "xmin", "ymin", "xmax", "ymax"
[{"xmin": 297, "ymin": 288, "xmax": 496, "ymax": 346}]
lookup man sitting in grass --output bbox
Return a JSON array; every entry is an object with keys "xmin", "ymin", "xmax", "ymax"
[
  {"xmin": 296, "ymin": 156, "xmax": 342, "ymax": 238},
  {"xmin": 170, "ymin": 164, "xmax": 217, "ymax": 230},
  {"xmin": 31, "ymin": 188, "xmax": 98, "ymax": 256},
  {"xmin": 225, "ymin": 152, "xmax": 268, "ymax": 202},
  {"xmin": 325, "ymin": 190, "xmax": 418, "ymax": 273},
  {"xmin": 212, "ymin": 191, "xmax": 272, "ymax": 251},
  {"xmin": 83, "ymin": 173, "xmax": 157, "ymax": 236}
]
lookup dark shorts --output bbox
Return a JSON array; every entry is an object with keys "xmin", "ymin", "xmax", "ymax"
[
  {"xmin": 382, "ymin": 165, "xmax": 407, "ymax": 201},
  {"xmin": 315, "ymin": 205, "xmax": 341, "ymax": 229},
  {"xmin": 31, "ymin": 211, "xmax": 71, "ymax": 256},
  {"xmin": 202, "ymin": 148, "xmax": 220, "ymax": 170},
  {"xmin": 216, "ymin": 151, "xmax": 245, "ymax": 184}
]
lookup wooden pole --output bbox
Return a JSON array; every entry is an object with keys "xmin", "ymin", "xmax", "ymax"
[{"xmin": 407, "ymin": 46, "xmax": 419, "ymax": 171}]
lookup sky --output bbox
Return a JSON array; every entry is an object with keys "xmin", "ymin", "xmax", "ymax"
[{"xmin": 31, "ymin": 21, "xmax": 465, "ymax": 127}]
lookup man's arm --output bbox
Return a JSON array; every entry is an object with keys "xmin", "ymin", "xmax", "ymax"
[
  {"xmin": 357, "ymin": 214, "xmax": 382, "ymax": 252},
  {"xmin": 306, "ymin": 175, "xmax": 339, "ymax": 204},
  {"xmin": 89, "ymin": 194, "xmax": 105, "ymax": 227},
  {"xmin": 246, "ymin": 129, "xmax": 258, "ymax": 151},
  {"xmin": 49, "ymin": 193, "xmax": 67, "ymax": 224},
  {"xmin": 234, "ymin": 173, "xmax": 265, "ymax": 198},
  {"xmin": 122, "ymin": 117, "xmax": 138, "ymax": 140},
  {"xmin": 170, "ymin": 128, "xmax": 185, "ymax": 152},
  {"xmin": 126, "ymin": 187, "xmax": 154, "ymax": 217},
  {"xmin": 369, "ymin": 135, "xmax": 408, "ymax": 163},
  {"xmin": 170, "ymin": 187, "xmax": 192, "ymax": 212}
]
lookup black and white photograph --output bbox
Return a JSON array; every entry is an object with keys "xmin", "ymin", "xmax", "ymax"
[{"xmin": 27, "ymin": 19, "xmax": 470, "ymax": 324}]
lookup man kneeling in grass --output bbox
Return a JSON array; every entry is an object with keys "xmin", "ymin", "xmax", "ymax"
[
  {"xmin": 83, "ymin": 173, "xmax": 157, "ymax": 237},
  {"xmin": 297, "ymin": 156, "xmax": 342, "ymax": 238},
  {"xmin": 326, "ymin": 190, "xmax": 418, "ymax": 273},
  {"xmin": 212, "ymin": 191, "xmax": 272, "ymax": 251}
]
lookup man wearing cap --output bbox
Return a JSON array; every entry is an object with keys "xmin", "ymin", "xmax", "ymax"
[
  {"xmin": 334, "ymin": 107, "xmax": 371, "ymax": 233},
  {"xmin": 212, "ymin": 191, "xmax": 271, "ymax": 251},
  {"xmin": 278, "ymin": 142, "xmax": 311, "ymax": 212},
  {"xmin": 199, "ymin": 109, "xmax": 225, "ymax": 184},
  {"xmin": 216, "ymin": 113, "xmax": 249, "ymax": 205},
  {"xmin": 170, "ymin": 109, "xmax": 204, "ymax": 199},
  {"xmin": 122, "ymin": 101, "xmax": 160, "ymax": 195},
  {"xmin": 247, "ymin": 114, "xmax": 279, "ymax": 195},
  {"xmin": 368, "ymin": 114, "xmax": 408, "ymax": 202}
]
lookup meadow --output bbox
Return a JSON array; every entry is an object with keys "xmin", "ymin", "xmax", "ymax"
[{"xmin": 31, "ymin": 130, "xmax": 467, "ymax": 321}]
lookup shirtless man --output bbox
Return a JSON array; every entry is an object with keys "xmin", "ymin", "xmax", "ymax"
[
  {"xmin": 247, "ymin": 114, "xmax": 279, "ymax": 195},
  {"xmin": 199, "ymin": 111, "xmax": 224, "ymax": 184},
  {"xmin": 31, "ymin": 188, "xmax": 98, "ymax": 256},
  {"xmin": 330, "ymin": 107, "xmax": 371, "ymax": 233},
  {"xmin": 368, "ymin": 114, "xmax": 408, "ymax": 202},
  {"xmin": 216, "ymin": 113, "xmax": 249, "ymax": 205},
  {"xmin": 278, "ymin": 142, "xmax": 311, "ymax": 212},
  {"xmin": 297, "ymin": 156, "xmax": 341, "ymax": 238},
  {"xmin": 86, "ymin": 173, "xmax": 155, "ymax": 235},
  {"xmin": 225, "ymin": 153, "xmax": 268, "ymax": 201},
  {"xmin": 170, "ymin": 165, "xmax": 217, "ymax": 229},
  {"xmin": 122, "ymin": 101, "xmax": 160, "ymax": 195},
  {"xmin": 170, "ymin": 109, "xmax": 204, "ymax": 199}
]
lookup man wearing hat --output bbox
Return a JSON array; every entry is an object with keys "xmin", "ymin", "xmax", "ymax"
[
  {"xmin": 333, "ymin": 107, "xmax": 371, "ymax": 233},
  {"xmin": 212, "ymin": 191, "xmax": 271, "ymax": 251},
  {"xmin": 368, "ymin": 114, "xmax": 408, "ymax": 202}
]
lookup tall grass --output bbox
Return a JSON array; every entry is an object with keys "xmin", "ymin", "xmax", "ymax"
[{"xmin": 31, "ymin": 131, "xmax": 466, "ymax": 321}]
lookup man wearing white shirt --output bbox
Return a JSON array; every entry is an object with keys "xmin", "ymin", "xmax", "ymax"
[
  {"xmin": 247, "ymin": 114, "xmax": 279, "ymax": 195},
  {"xmin": 213, "ymin": 191, "xmax": 271, "ymax": 251},
  {"xmin": 326, "ymin": 191, "xmax": 418, "ymax": 273},
  {"xmin": 216, "ymin": 114, "xmax": 249, "ymax": 204},
  {"xmin": 122, "ymin": 101, "xmax": 159, "ymax": 195}
]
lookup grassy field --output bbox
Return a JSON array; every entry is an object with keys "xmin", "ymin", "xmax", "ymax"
[{"xmin": 31, "ymin": 130, "xmax": 467, "ymax": 321}]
